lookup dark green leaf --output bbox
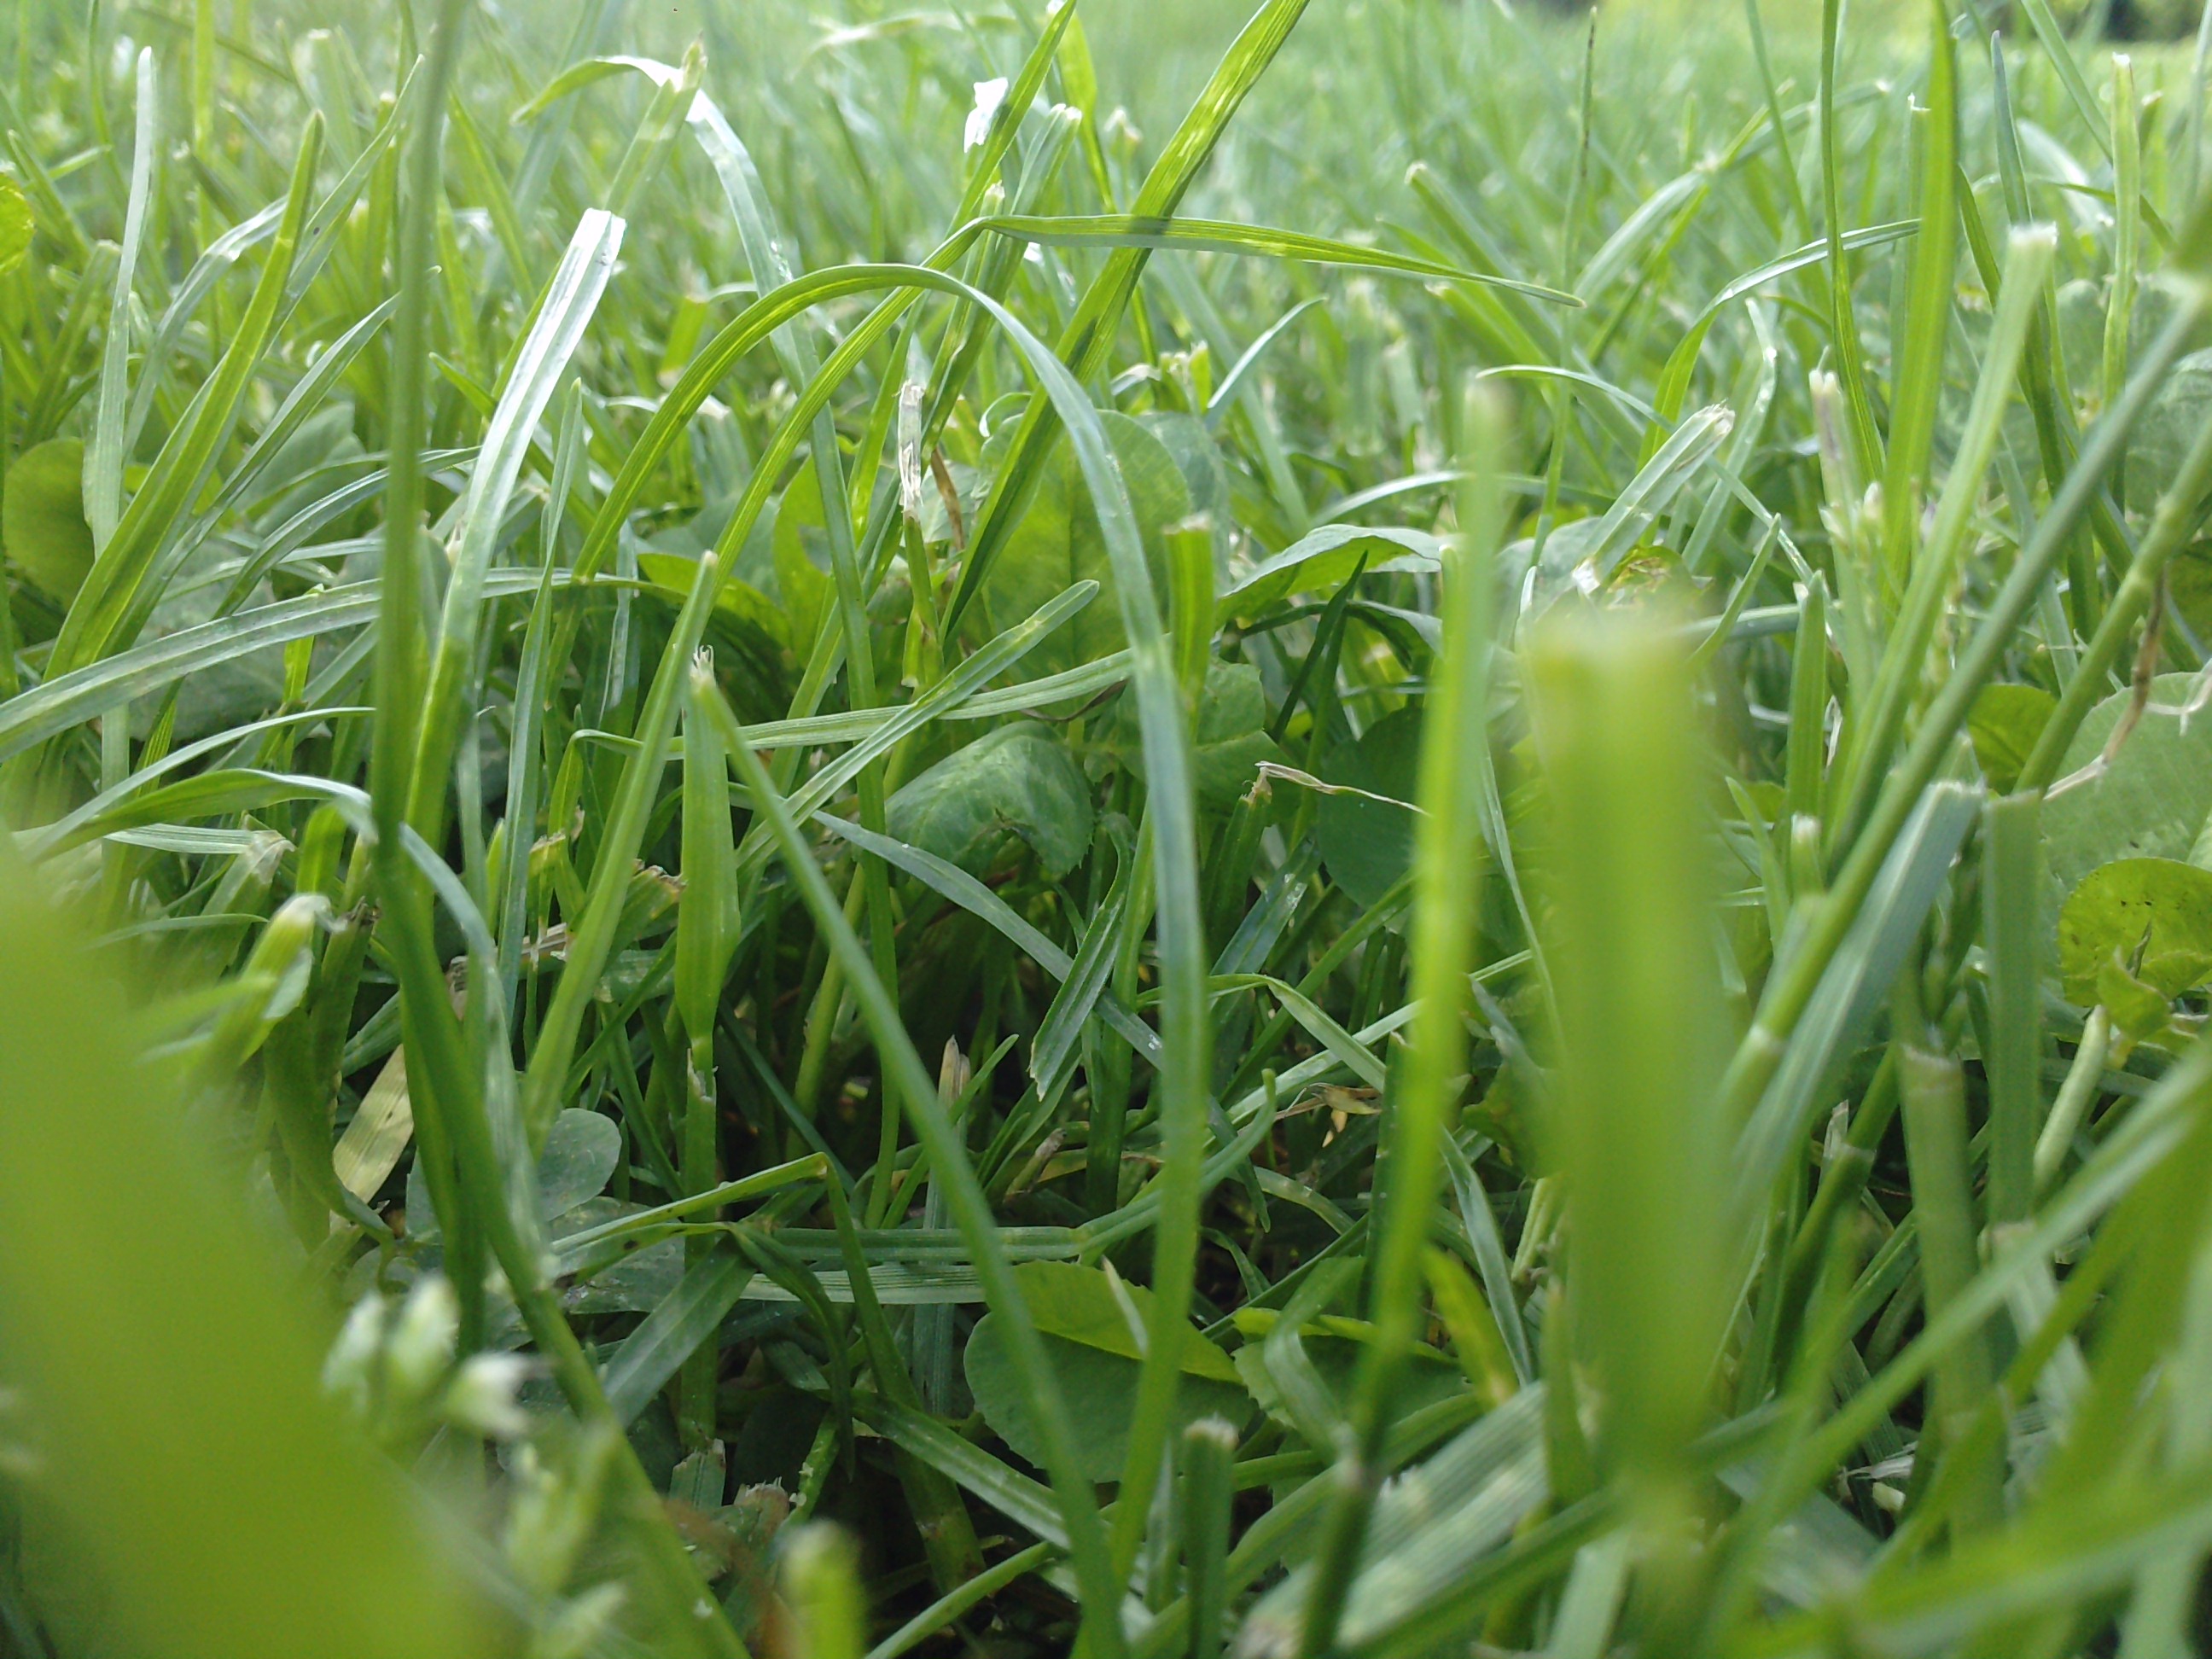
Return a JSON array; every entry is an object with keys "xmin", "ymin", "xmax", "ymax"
[
  {"xmin": 1103, "ymin": 659, "xmax": 1283, "ymax": 812},
  {"xmin": 2126, "ymin": 347, "xmax": 2212, "ymax": 515},
  {"xmin": 1143, "ymin": 410, "xmax": 1231, "ymax": 527},
  {"xmin": 5, "ymin": 438, "xmax": 94, "ymax": 602},
  {"xmin": 1968, "ymin": 683, "xmax": 2058, "ymax": 795},
  {"xmin": 963, "ymin": 1261, "xmax": 1249, "ymax": 1482},
  {"xmin": 537, "ymin": 1108, "xmax": 623, "ymax": 1221},
  {"xmin": 978, "ymin": 411, "xmax": 1190, "ymax": 678},
  {"xmin": 770, "ymin": 463, "xmax": 835, "ymax": 655},
  {"xmin": 407, "ymin": 1108, "xmax": 617, "ymax": 1237},
  {"xmin": 638, "ymin": 552, "xmax": 795, "ymax": 660},
  {"xmin": 1316, "ymin": 707, "xmax": 1423, "ymax": 908},
  {"xmin": 2165, "ymin": 544, "xmax": 2212, "ymax": 641},
  {"xmin": 886, "ymin": 722, "xmax": 1094, "ymax": 880}
]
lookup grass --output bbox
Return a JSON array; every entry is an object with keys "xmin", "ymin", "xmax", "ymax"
[{"xmin": 3, "ymin": 0, "xmax": 2212, "ymax": 1656}]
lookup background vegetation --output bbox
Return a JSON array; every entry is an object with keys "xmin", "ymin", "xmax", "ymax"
[{"xmin": 5, "ymin": 0, "xmax": 2212, "ymax": 1656}]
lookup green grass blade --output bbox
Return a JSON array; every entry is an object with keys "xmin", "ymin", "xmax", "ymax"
[
  {"xmin": 1818, "ymin": 0, "xmax": 1885, "ymax": 480},
  {"xmin": 1876, "ymin": 1, "xmax": 1957, "ymax": 602},
  {"xmin": 51, "ymin": 113, "xmax": 322, "ymax": 672},
  {"xmin": 1529, "ymin": 608, "xmax": 1728, "ymax": 1499},
  {"xmin": 698, "ymin": 672, "xmax": 1130, "ymax": 1659},
  {"xmin": 84, "ymin": 45, "xmax": 155, "ymax": 553},
  {"xmin": 0, "ymin": 847, "xmax": 489, "ymax": 1659},
  {"xmin": 1295, "ymin": 387, "xmax": 1505, "ymax": 1654},
  {"xmin": 406, "ymin": 207, "xmax": 622, "ymax": 840}
]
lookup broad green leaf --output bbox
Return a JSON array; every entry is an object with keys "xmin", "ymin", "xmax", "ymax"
[
  {"xmin": 2096, "ymin": 954, "xmax": 2176, "ymax": 1042},
  {"xmin": 1190, "ymin": 662, "xmax": 1284, "ymax": 812},
  {"xmin": 2051, "ymin": 280, "xmax": 2109, "ymax": 416},
  {"xmin": 1968, "ymin": 683, "xmax": 2058, "ymax": 795},
  {"xmin": 770, "ymin": 463, "xmax": 835, "ymax": 656},
  {"xmin": 978, "ymin": 410, "xmax": 1189, "ymax": 678},
  {"xmin": 2042, "ymin": 673, "xmax": 2212, "ymax": 927},
  {"xmin": 407, "ymin": 1107, "xmax": 618, "ymax": 1237},
  {"xmin": 2128, "ymin": 348, "xmax": 2212, "ymax": 514},
  {"xmin": 2167, "ymin": 544, "xmax": 2212, "ymax": 641},
  {"xmin": 1511, "ymin": 516, "xmax": 1604, "ymax": 616},
  {"xmin": 2058, "ymin": 858, "xmax": 2212, "ymax": 1007},
  {"xmin": 886, "ymin": 722, "xmax": 1094, "ymax": 880},
  {"xmin": 1316, "ymin": 707, "xmax": 1423, "ymax": 907},
  {"xmin": 1143, "ymin": 410, "xmax": 1231, "ymax": 528},
  {"xmin": 1103, "ymin": 659, "xmax": 1283, "ymax": 812},
  {"xmin": 4, "ymin": 438, "xmax": 94, "ymax": 602},
  {"xmin": 252, "ymin": 403, "xmax": 367, "ymax": 529},
  {"xmin": 963, "ymin": 1261, "xmax": 1249, "ymax": 1481},
  {"xmin": 638, "ymin": 552, "xmax": 795, "ymax": 658},
  {"xmin": 537, "ymin": 1108, "xmax": 624, "ymax": 1220}
]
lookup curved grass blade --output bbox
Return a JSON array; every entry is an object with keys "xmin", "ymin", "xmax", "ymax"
[{"xmin": 969, "ymin": 213, "xmax": 1578, "ymax": 304}]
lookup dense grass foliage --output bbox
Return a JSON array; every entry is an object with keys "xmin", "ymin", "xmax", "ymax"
[{"xmin": 7, "ymin": 1, "xmax": 2212, "ymax": 1656}]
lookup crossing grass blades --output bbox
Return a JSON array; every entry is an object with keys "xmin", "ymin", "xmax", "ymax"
[{"xmin": 6, "ymin": 0, "xmax": 2212, "ymax": 1656}]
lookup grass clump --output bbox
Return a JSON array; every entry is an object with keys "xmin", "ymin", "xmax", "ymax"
[{"xmin": 5, "ymin": 1, "xmax": 2212, "ymax": 1656}]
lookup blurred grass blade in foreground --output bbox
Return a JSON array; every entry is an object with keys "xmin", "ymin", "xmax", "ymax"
[
  {"xmin": 1528, "ymin": 608, "xmax": 1729, "ymax": 1519},
  {"xmin": 0, "ymin": 840, "xmax": 489, "ymax": 1658}
]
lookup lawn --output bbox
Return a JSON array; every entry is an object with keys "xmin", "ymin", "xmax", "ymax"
[{"xmin": 3, "ymin": 1, "xmax": 2212, "ymax": 1656}]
